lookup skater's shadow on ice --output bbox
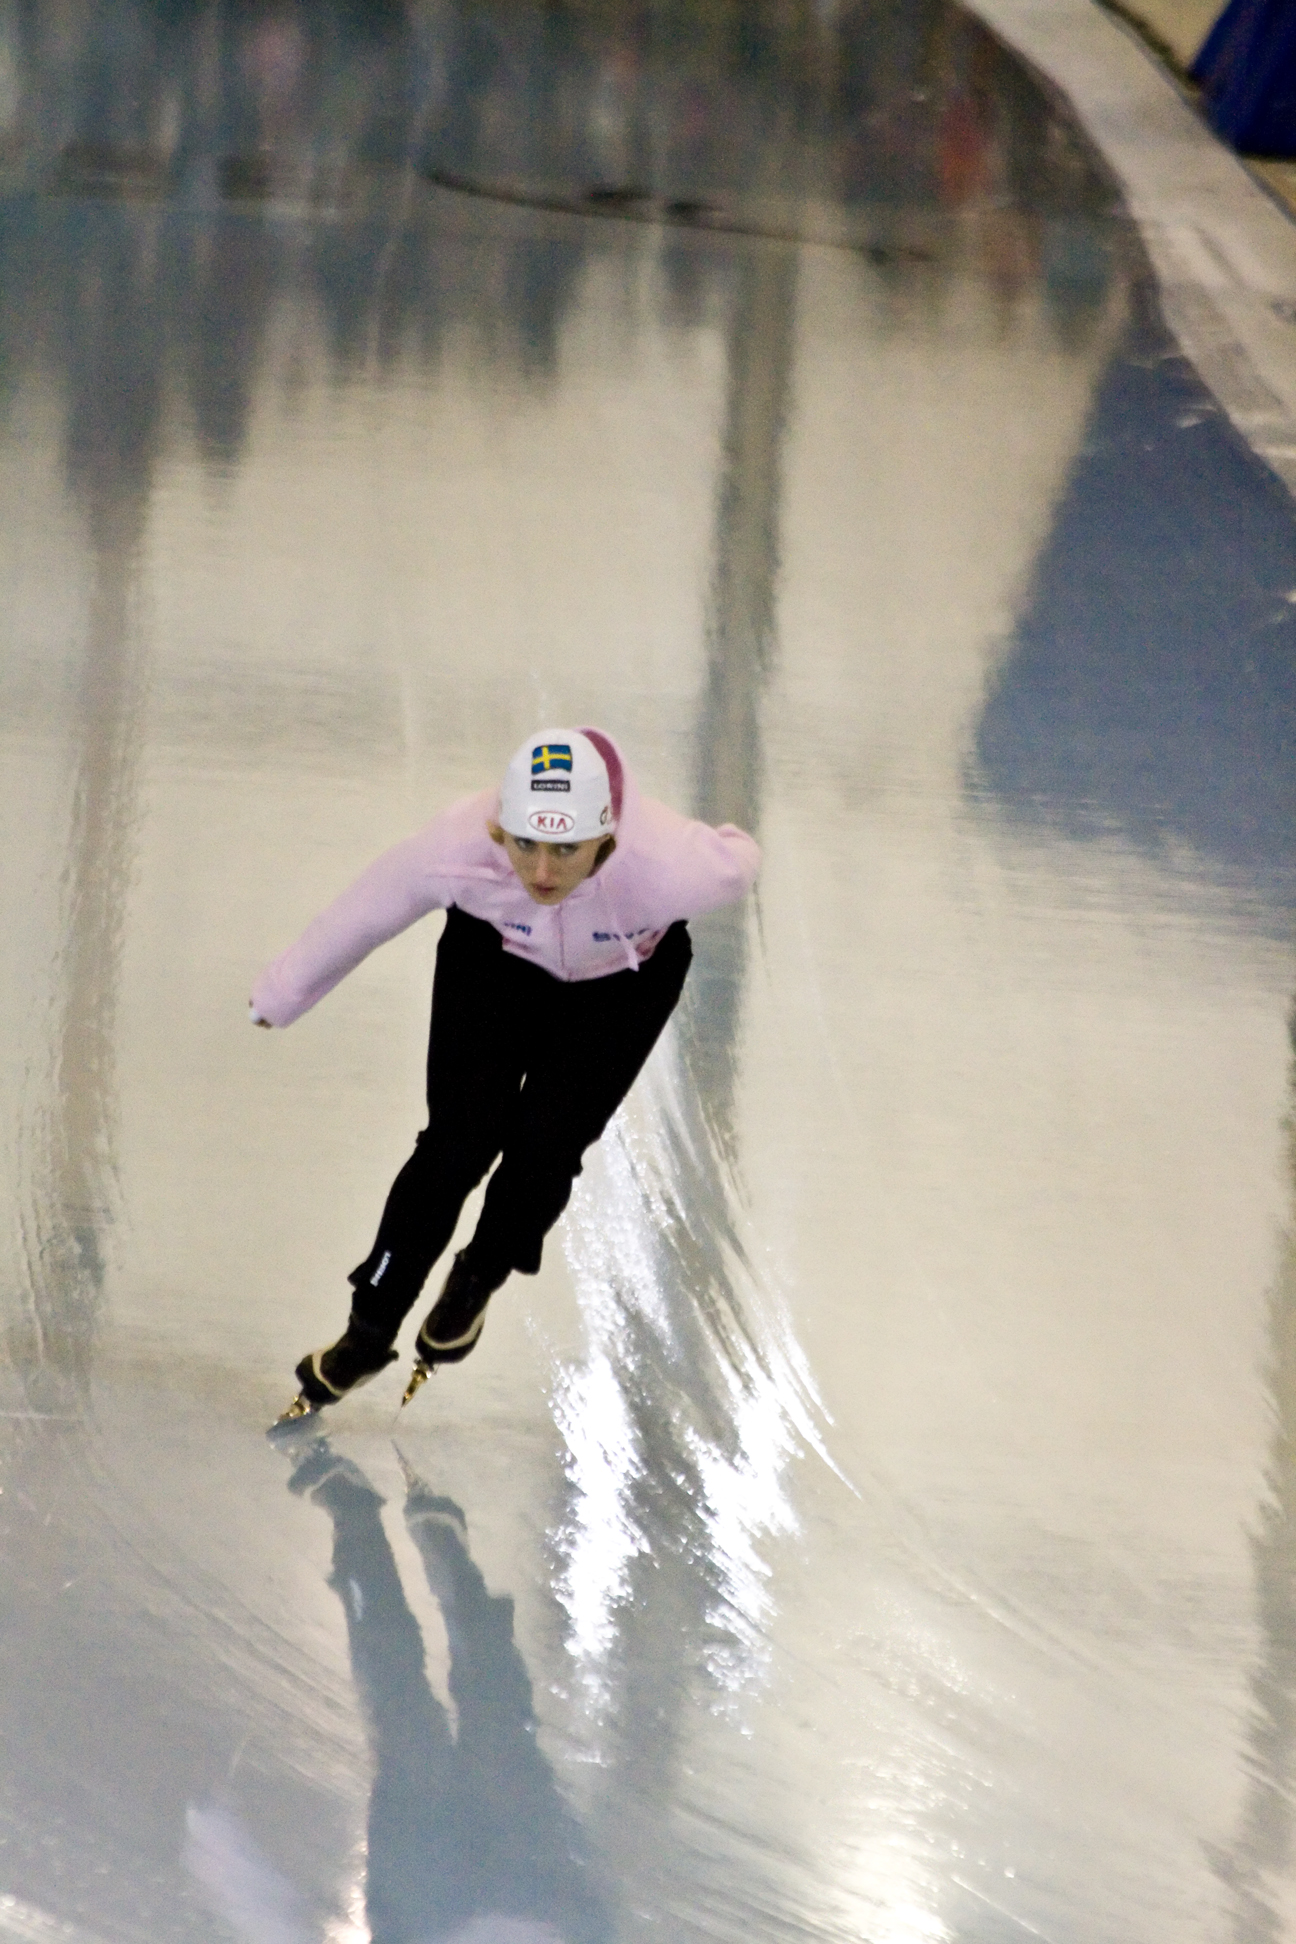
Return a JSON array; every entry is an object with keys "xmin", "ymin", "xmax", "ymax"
[{"xmin": 186, "ymin": 1443, "xmax": 608, "ymax": 1944}]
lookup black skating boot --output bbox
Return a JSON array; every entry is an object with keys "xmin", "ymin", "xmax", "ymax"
[
  {"xmin": 273, "ymin": 1317, "xmax": 398, "ymax": 1428},
  {"xmin": 401, "ymin": 1252, "xmax": 496, "ymax": 1407}
]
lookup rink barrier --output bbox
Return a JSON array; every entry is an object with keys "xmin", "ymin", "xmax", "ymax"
[{"xmin": 964, "ymin": 0, "xmax": 1296, "ymax": 500}]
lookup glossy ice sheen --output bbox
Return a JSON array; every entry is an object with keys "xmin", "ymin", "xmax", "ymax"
[{"xmin": 1, "ymin": 4, "xmax": 1294, "ymax": 1941}]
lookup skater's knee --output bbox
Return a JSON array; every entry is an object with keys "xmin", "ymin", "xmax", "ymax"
[
  {"xmin": 415, "ymin": 1125, "xmax": 498, "ymax": 1190},
  {"xmin": 534, "ymin": 1149, "xmax": 589, "ymax": 1198}
]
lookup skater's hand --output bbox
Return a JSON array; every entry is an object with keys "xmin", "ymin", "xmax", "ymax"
[{"xmin": 248, "ymin": 1002, "xmax": 272, "ymax": 1028}]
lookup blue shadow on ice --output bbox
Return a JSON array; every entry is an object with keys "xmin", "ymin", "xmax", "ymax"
[
  {"xmin": 285, "ymin": 1444, "xmax": 608, "ymax": 1944},
  {"xmin": 972, "ymin": 284, "xmax": 1296, "ymax": 913}
]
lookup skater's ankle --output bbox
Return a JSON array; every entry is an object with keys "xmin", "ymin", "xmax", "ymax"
[
  {"xmin": 344, "ymin": 1312, "xmax": 396, "ymax": 1350},
  {"xmin": 453, "ymin": 1252, "xmax": 505, "ymax": 1295}
]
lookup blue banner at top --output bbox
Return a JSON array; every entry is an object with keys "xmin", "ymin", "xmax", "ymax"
[{"xmin": 1193, "ymin": 0, "xmax": 1296, "ymax": 157}]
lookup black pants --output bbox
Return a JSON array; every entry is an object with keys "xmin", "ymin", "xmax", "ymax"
[{"xmin": 348, "ymin": 906, "xmax": 692, "ymax": 1341}]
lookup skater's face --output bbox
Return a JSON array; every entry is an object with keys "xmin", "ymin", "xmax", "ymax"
[{"xmin": 489, "ymin": 823, "xmax": 615, "ymax": 904}]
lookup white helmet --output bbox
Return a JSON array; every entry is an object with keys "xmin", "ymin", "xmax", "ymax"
[{"xmin": 498, "ymin": 728, "xmax": 614, "ymax": 842}]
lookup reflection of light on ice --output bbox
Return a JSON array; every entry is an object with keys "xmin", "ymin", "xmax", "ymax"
[
  {"xmin": 830, "ymin": 1837, "xmax": 952, "ymax": 1944},
  {"xmin": 0, "ymin": 1890, "xmax": 115, "ymax": 1942},
  {"xmin": 866, "ymin": 1902, "xmax": 950, "ymax": 1944},
  {"xmin": 323, "ymin": 1874, "xmax": 371, "ymax": 1944},
  {"xmin": 687, "ymin": 1369, "xmax": 798, "ymax": 1691},
  {"xmin": 184, "ymin": 1801, "xmax": 372, "ymax": 1944},
  {"xmin": 550, "ymin": 1340, "xmax": 647, "ymax": 1706},
  {"xmin": 552, "ymin": 1041, "xmax": 837, "ymax": 1713},
  {"xmin": 184, "ymin": 1800, "xmax": 317, "ymax": 1943}
]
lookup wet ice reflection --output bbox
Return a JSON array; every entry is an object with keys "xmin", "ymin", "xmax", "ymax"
[
  {"xmin": 1225, "ymin": 1081, "xmax": 1296, "ymax": 1944},
  {"xmin": 554, "ymin": 1058, "xmax": 825, "ymax": 1712}
]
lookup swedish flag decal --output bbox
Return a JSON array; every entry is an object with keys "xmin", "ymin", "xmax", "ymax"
[{"xmin": 532, "ymin": 743, "xmax": 573, "ymax": 774}]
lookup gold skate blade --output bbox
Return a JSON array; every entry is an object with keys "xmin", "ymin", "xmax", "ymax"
[
  {"xmin": 270, "ymin": 1392, "xmax": 319, "ymax": 1431},
  {"xmin": 400, "ymin": 1360, "xmax": 433, "ymax": 1407}
]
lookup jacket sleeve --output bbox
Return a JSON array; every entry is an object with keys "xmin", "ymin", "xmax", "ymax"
[
  {"xmin": 667, "ymin": 819, "xmax": 762, "ymax": 917},
  {"xmin": 251, "ymin": 827, "xmax": 454, "ymax": 1027}
]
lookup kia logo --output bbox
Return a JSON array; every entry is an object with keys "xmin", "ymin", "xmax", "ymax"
[{"xmin": 527, "ymin": 809, "xmax": 575, "ymax": 835}]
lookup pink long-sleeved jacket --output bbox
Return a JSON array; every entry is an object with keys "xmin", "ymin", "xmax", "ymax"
[{"xmin": 251, "ymin": 729, "xmax": 760, "ymax": 1028}]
